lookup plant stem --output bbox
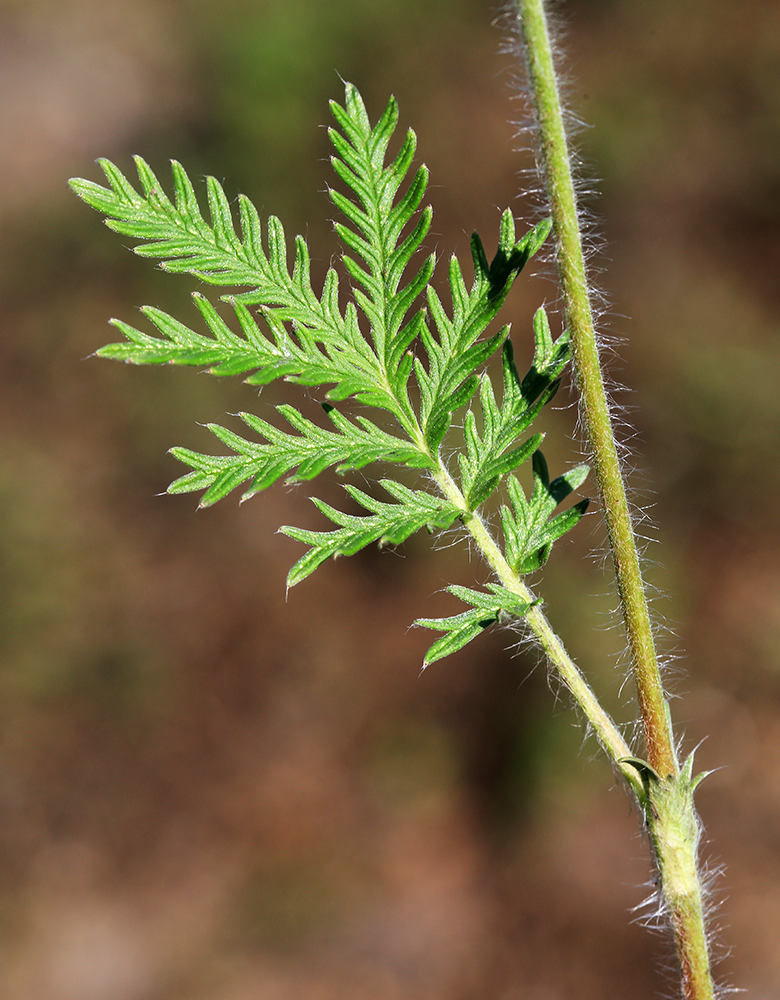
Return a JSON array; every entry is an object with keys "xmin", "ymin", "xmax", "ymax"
[
  {"xmin": 516, "ymin": 0, "xmax": 675, "ymax": 781},
  {"xmin": 512, "ymin": 2, "xmax": 716, "ymax": 997},
  {"xmin": 432, "ymin": 464, "xmax": 640, "ymax": 793}
]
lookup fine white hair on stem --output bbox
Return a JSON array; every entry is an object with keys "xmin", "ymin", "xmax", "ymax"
[
  {"xmin": 495, "ymin": 0, "xmax": 698, "ymax": 724},
  {"xmin": 497, "ymin": 0, "xmax": 650, "ymax": 503}
]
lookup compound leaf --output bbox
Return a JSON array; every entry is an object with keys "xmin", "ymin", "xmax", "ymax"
[{"xmin": 73, "ymin": 83, "xmax": 590, "ymax": 604}]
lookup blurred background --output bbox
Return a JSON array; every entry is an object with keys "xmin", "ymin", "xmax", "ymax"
[{"xmin": 1, "ymin": 0, "xmax": 779, "ymax": 997}]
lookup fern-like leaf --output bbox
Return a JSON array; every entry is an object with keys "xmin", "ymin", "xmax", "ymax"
[
  {"xmin": 415, "ymin": 583, "xmax": 534, "ymax": 666},
  {"xmin": 72, "ymin": 84, "xmax": 588, "ymax": 598},
  {"xmin": 168, "ymin": 405, "xmax": 434, "ymax": 508},
  {"xmin": 98, "ymin": 294, "xmax": 295, "ymax": 378},
  {"xmin": 281, "ymin": 481, "xmax": 462, "ymax": 587},
  {"xmin": 501, "ymin": 451, "xmax": 590, "ymax": 574},
  {"xmin": 457, "ymin": 306, "xmax": 574, "ymax": 510},
  {"xmin": 71, "ymin": 157, "xmax": 276, "ymax": 287},
  {"xmin": 327, "ymin": 85, "xmax": 434, "ymax": 410},
  {"xmin": 415, "ymin": 212, "xmax": 551, "ymax": 451},
  {"xmin": 73, "ymin": 156, "xmax": 403, "ymax": 412}
]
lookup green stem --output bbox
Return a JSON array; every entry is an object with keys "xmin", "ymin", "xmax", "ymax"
[
  {"xmin": 516, "ymin": 0, "xmax": 675, "ymax": 781},
  {"xmin": 644, "ymin": 760, "xmax": 714, "ymax": 1000},
  {"xmin": 513, "ymin": 2, "xmax": 715, "ymax": 998}
]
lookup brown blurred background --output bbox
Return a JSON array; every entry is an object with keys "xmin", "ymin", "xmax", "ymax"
[{"xmin": 1, "ymin": 0, "xmax": 779, "ymax": 997}]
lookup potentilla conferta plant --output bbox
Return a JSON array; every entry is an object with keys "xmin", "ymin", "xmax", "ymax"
[{"xmin": 70, "ymin": 2, "xmax": 722, "ymax": 997}]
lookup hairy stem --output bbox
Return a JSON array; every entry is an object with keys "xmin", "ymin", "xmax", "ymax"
[
  {"xmin": 513, "ymin": 2, "xmax": 715, "ymax": 997},
  {"xmin": 516, "ymin": 0, "xmax": 675, "ymax": 780}
]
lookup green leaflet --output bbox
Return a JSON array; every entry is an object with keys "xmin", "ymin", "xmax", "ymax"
[
  {"xmin": 72, "ymin": 82, "xmax": 589, "ymax": 621},
  {"xmin": 501, "ymin": 451, "xmax": 590, "ymax": 575},
  {"xmin": 168, "ymin": 404, "xmax": 434, "ymax": 508},
  {"xmin": 416, "ymin": 213, "xmax": 551, "ymax": 451},
  {"xmin": 415, "ymin": 584, "xmax": 535, "ymax": 666},
  {"xmin": 99, "ymin": 295, "xmax": 300, "ymax": 379},
  {"xmin": 455, "ymin": 307, "xmax": 574, "ymax": 511},
  {"xmin": 327, "ymin": 86, "xmax": 434, "ymax": 409},
  {"xmin": 281, "ymin": 481, "xmax": 462, "ymax": 587}
]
